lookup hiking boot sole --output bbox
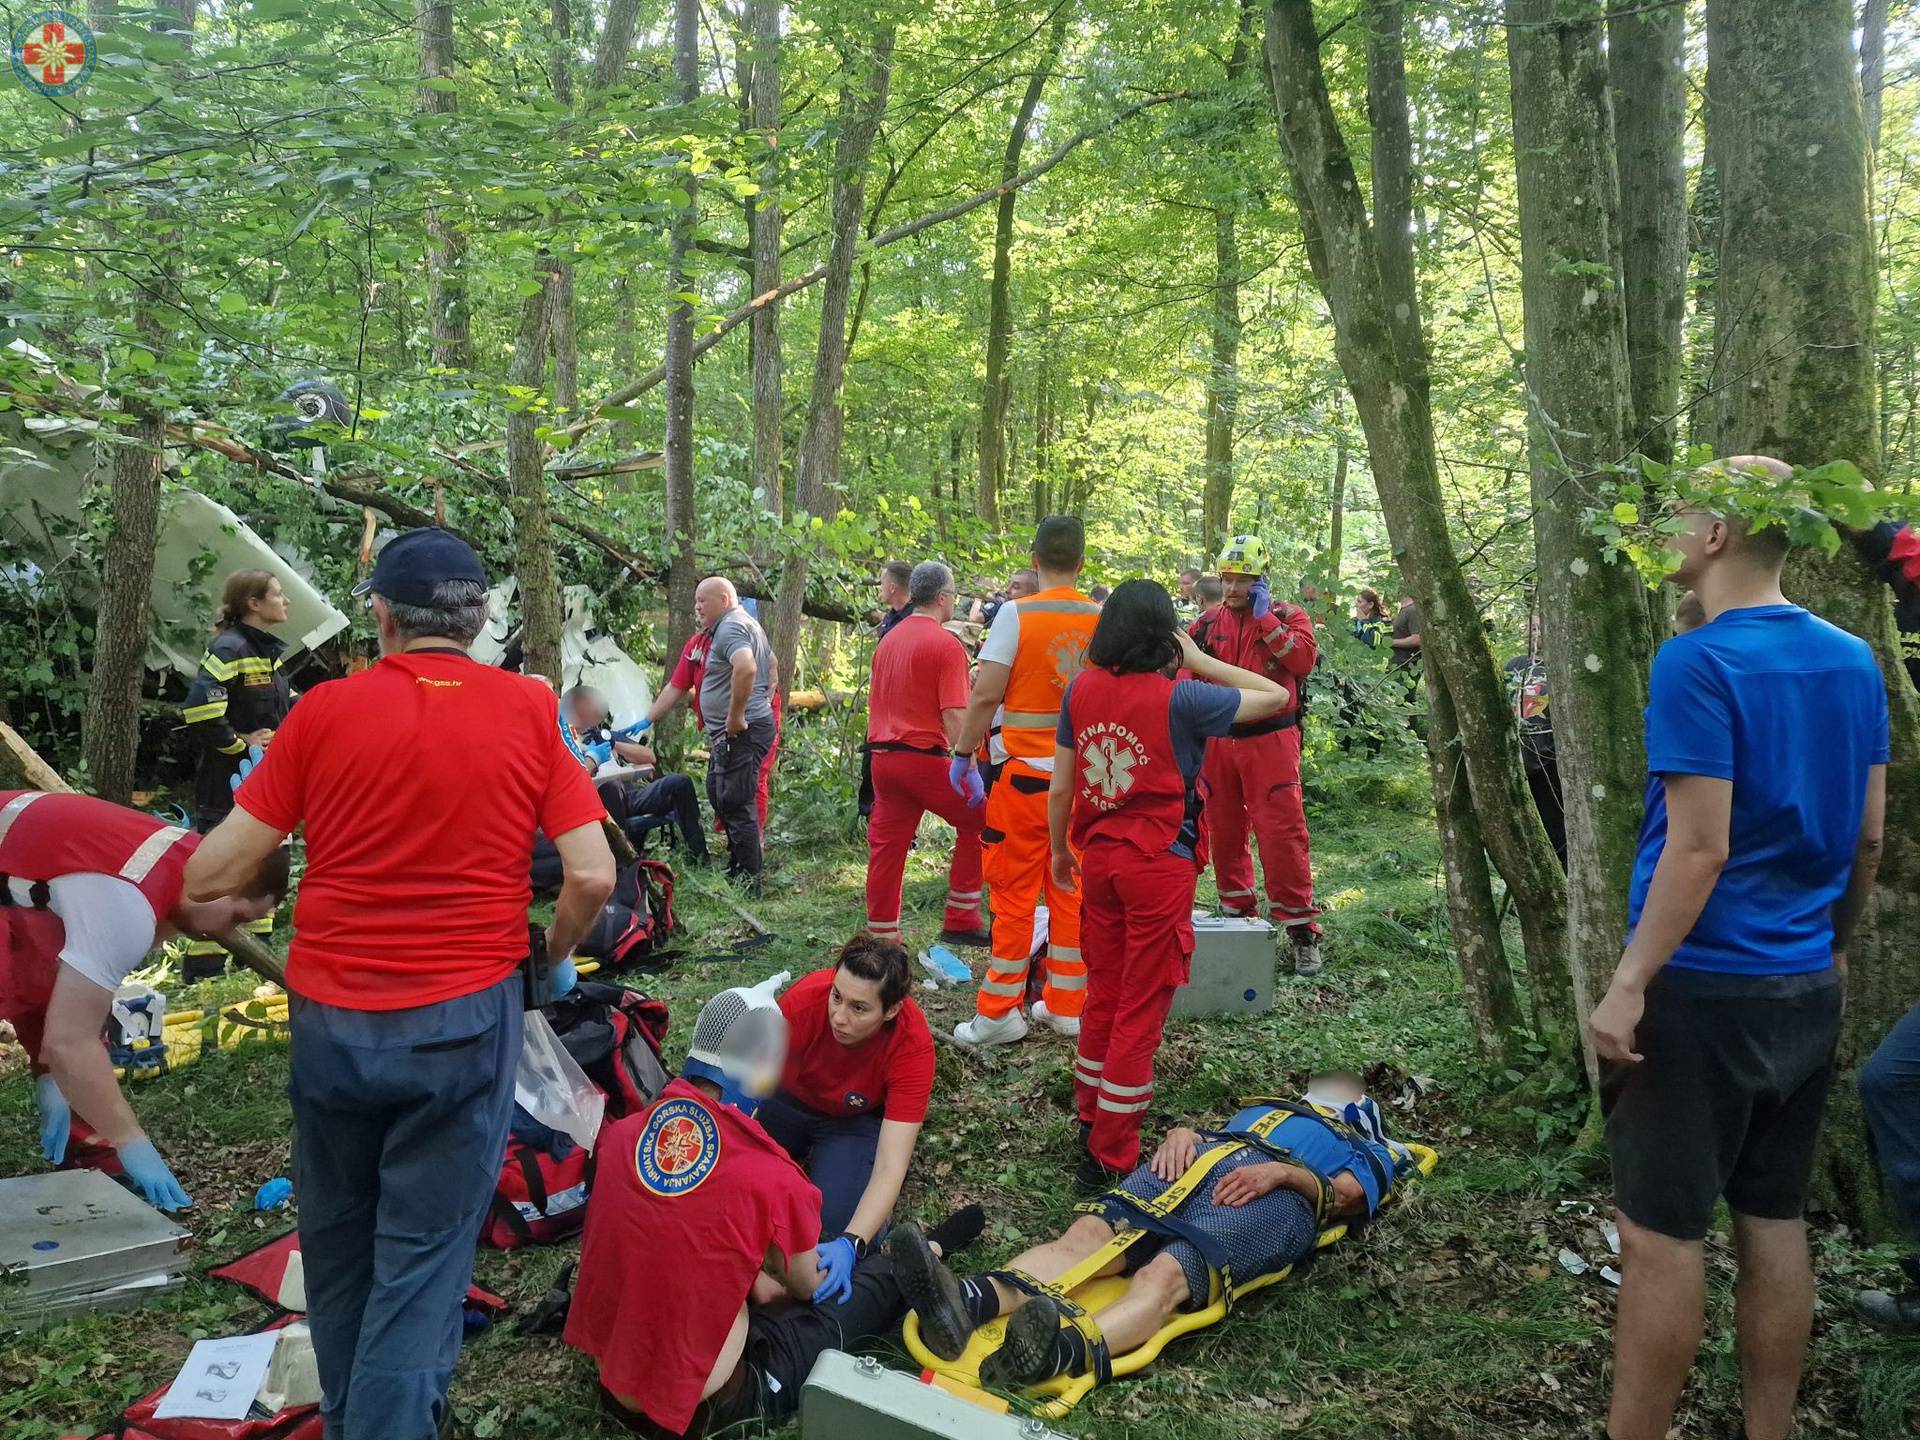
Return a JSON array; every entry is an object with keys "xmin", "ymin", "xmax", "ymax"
[
  {"xmin": 981, "ymin": 1294, "xmax": 1062, "ymax": 1390},
  {"xmin": 888, "ymin": 1226, "xmax": 974, "ymax": 1362}
]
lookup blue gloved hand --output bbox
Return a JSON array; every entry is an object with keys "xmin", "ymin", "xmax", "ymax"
[
  {"xmin": 812, "ymin": 1235, "xmax": 858, "ymax": 1306},
  {"xmin": 614, "ymin": 717, "xmax": 652, "ymax": 741},
  {"xmin": 547, "ymin": 957, "xmax": 578, "ymax": 1003},
  {"xmin": 118, "ymin": 1137, "xmax": 192, "ymax": 1212},
  {"xmin": 1248, "ymin": 576, "xmax": 1273, "ymax": 620},
  {"xmin": 948, "ymin": 755, "xmax": 984, "ymax": 809},
  {"xmin": 35, "ymin": 1074, "xmax": 69, "ymax": 1166},
  {"xmin": 228, "ymin": 743, "xmax": 266, "ymax": 795}
]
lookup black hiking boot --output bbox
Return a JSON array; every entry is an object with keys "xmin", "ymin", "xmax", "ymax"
[
  {"xmin": 1073, "ymin": 1152, "xmax": 1127, "ymax": 1196},
  {"xmin": 888, "ymin": 1225, "xmax": 974, "ymax": 1361},
  {"xmin": 981, "ymin": 1295, "xmax": 1067, "ymax": 1389},
  {"xmin": 938, "ymin": 927, "xmax": 993, "ymax": 949}
]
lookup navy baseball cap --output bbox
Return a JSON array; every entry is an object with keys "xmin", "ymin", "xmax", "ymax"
[{"xmin": 351, "ymin": 528, "xmax": 487, "ymax": 606}]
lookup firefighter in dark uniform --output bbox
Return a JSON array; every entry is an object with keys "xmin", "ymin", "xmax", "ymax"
[{"xmin": 179, "ymin": 569, "xmax": 291, "ymax": 978}]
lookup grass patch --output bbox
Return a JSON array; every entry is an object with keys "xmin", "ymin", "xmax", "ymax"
[{"xmin": 1, "ymin": 757, "xmax": 1909, "ymax": 1437}]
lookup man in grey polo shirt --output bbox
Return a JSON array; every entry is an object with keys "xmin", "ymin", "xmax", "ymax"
[{"xmin": 695, "ymin": 575, "xmax": 778, "ymax": 888}]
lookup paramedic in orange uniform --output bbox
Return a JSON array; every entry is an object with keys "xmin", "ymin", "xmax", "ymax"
[
  {"xmin": 1190, "ymin": 535, "xmax": 1324, "ymax": 976},
  {"xmin": 946, "ymin": 516, "xmax": 1102, "ymax": 1047},
  {"xmin": 1048, "ymin": 581, "xmax": 1287, "ymax": 1189},
  {"xmin": 863, "ymin": 561, "xmax": 987, "ymax": 949}
]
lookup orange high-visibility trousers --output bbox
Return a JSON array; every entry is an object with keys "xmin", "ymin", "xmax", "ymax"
[{"xmin": 976, "ymin": 761, "xmax": 1085, "ymax": 1018}]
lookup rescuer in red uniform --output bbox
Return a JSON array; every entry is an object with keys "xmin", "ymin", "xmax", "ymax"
[
  {"xmin": 0, "ymin": 789, "xmax": 286, "ymax": 1208},
  {"xmin": 1189, "ymin": 535, "xmax": 1324, "ymax": 976},
  {"xmin": 1048, "ymin": 581, "xmax": 1288, "ymax": 1189}
]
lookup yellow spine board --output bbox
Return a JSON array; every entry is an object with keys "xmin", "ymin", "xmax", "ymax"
[{"xmin": 902, "ymin": 1143, "xmax": 1440, "ymax": 1418}]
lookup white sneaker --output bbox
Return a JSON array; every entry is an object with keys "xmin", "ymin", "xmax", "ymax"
[
  {"xmin": 1031, "ymin": 1000, "xmax": 1081, "ymax": 1038},
  {"xmin": 953, "ymin": 1011, "xmax": 1028, "ymax": 1048}
]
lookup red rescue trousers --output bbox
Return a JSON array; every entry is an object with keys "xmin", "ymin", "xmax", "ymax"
[
  {"xmin": 0, "ymin": 907, "xmax": 62, "ymax": 1063},
  {"xmin": 864, "ymin": 751, "xmax": 985, "ymax": 945},
  {"xmin": 1203, "ymin": 725, "xmax": 1320, "ymax": 935},
  {"xmin": 1074, "ymin": 841, "xmax": 1195, "ymax": 1170},
  {"xmin": 977, "ymin": 761, "xmax": 1085, "ymax": 1019}
]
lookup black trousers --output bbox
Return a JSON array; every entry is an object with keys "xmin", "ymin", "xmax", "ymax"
[
  {"xmin": 1524, "ymin": 758, "xmax": 1567, "ymax": 868},
  {"xmin": 601, "ymin": 774, "xmax": 708, "ymax": 860},
  {"xmin": 601, "ymin": 1254, "xmax": 906, "ymax": 1439},
  {"xmin": 707, "ymin": 717, "xmax": 777, "ymax": 880}
]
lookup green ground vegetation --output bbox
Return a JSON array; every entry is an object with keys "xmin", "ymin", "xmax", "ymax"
[{"xmin": 1, "ymin": 737, "xmax": 1913, "ymax": 1439}]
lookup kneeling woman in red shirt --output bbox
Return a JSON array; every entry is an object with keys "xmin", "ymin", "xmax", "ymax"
[
  {"xmin": 759, "ymin": 935, "xmax": 934, "ymax": 1292},
  {"xmin": 1050, "ymin": 579, "xmax": 1288, "ymax": 1191}
]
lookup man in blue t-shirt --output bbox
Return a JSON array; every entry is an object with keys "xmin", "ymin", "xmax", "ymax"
[{"xmin": 1590, "ymin": 457, "xmax": 1890, "ymax": 1440}]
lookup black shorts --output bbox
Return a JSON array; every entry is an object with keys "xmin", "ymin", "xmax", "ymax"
[{"xmin": 1603, "ymin": 967, "xmax": 1842, "ymax": 1241}]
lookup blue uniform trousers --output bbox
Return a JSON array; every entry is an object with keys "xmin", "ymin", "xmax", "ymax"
[
  {"xmin": 1863, "ymin": 1001, "xmax": 1920, "ymax": 1243},
  {"xmin": 289, "ymin": 973, "xmax": 522, "ymax": 1440},
  {"xmin": 757, "ymin": 1090, "xmax": 885, "ymax": 1239}
]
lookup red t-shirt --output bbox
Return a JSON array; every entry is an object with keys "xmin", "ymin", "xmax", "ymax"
[
  {"xmin": 235, "ymin": 651, "xmax": 605, "ymax": 1010},
  {"xmin": 867, "ymin": 615, "xmax": 970, "ymax": 753},
  {"xmin": 777, "ymin": 967, "xmax": 936, "ymax": 1123},
  {"xmin": 669, "ymin": 631, "xmax": 710, "ymax": 694},
  {"xmin": 564, "ymin": 1080, "xmax": 821, "ymax": 1434}
]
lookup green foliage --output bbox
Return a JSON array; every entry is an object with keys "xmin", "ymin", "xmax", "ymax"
[{"xmin": 1590, "ymin": 447, "xmax": 1885, "ymax": 585}]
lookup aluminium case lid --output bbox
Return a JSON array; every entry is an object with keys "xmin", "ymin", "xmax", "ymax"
[{"xmin": 0, "ymin": 1170, "xmax": 189, "ymax": 1302}]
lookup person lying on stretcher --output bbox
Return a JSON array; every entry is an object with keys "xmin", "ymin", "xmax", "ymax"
[{"xmin": 889, "ymin": 1071, "xmax": 1413, "ymax": 1391}]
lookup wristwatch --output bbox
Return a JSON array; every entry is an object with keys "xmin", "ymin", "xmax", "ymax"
[{"xmin": 841, "ymin": 1231, "xmax": 870, "ymax": 1260}]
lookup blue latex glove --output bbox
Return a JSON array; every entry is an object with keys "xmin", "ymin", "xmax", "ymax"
[
  {"xmin": 254, "ymin": 1176, "xmax": 293, "ymax": 1210},
  {"xmin": 813, "ymin": 1235, "xmax": 857, "ymax": 1306},
  {"xmin": 613, "ymin": 717, "xmax": 652, "ymax": 741},
  {"xmin": 1248, "ymin": 576, "xmax": 1273, "ymax": 620},
  {"xmin": 947, "ymin": 755, "xmax": 985, "ymax": 809},
  {"xmin": 228, "ymin": 743, "xmax": 266, "ymax": 794},
  {"xmin": 119, "ymin": 1138, "xmax": 192, "ymax": 1212},
  {"xmin": 547, "ymin": 957, "xmax": 578, "ymax": 1002},
  {"xmin": 35, "ymin": 1074, "xmax": 69, "ymax": 1166}
]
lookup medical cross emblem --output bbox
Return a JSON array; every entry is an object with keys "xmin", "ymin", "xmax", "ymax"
[
  {"xmin": 10, "ymin": 11, "xmax": 95, "ymax": 96},
  {"xmin": 1081, "ymin": 734, "xmax": 1138, "ymax": 799},
  {"xmin": 635, "ymin": 1094, "xmax": 722, "ymax": 1196}
]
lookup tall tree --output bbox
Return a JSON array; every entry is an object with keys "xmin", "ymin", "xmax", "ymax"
[
  {"xmin": 546, "ymin": 0, "xmax": 577, "ymax": 421},
  {"xmin": 1505, "ymin": 0, "xmax": 1654, "ymax": 1077},
  {"xmin": 747, "ymin": 0, "xmax": 784, "ymax": 524},
  {"xmin": 1707, "ymin": 0, "xmax": 1920, "ymax": 1233},
  {"xmin": 1609, "ymin": 0, "xmax": 1688, "ymax": 465},
  {"xmin": 83, "ymin": 0, "xmax": 191, "ymax": 804},
  {"xmin": 771, "ymin": 30, "xmax": 897, "ymax": 694},
  {"xmin": 1267, "ymin": 0, "xmax": 1574, "ymax": 1049},
  {"xmin": 419, "ymin": 0, "xmax": 473, "ymax": 371},
  {"xmin": 508, "ymin": 262, "xmax": 561, "ymax": 681},
  {"xmin": 1860, "ymin": 0, "xmax": 1891, "ymax": 152},
  {"xmin": 662, "ymin": 0, "xmax": 702, "ymax": 676},
  {"xmin": 1372, "ymin": 0, "xmax": 1523, "ymax": 1060},
  {"xmin": 978, "ymin": 12, "xmax": 1069, "ymax": 528},
  {"xmin": 1203, "ymin": 0, "xmax": 1258, "ymax": 554}
]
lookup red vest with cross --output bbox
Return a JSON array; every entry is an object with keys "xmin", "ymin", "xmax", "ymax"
[
  {"xmin": 0, "ymin": 791, "xmax": 198, "ymax": 921},
  {"xmin": 1066, "ymin": 669, "xmax": 1189, "ymax": 855}
]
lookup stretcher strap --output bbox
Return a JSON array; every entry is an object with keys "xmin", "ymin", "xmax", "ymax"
[
  {"xmin": 1071, "ymin": 1138, "xmax": 1253, "ymax": 1309},
  {"xmin": 1050, "ymin": 1291, "xmax": 1114, "ymax": 1386}
]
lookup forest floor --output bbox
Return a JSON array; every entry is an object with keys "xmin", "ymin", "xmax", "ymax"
[{"xmin": 1, "ymin": 747, "xmax": 1915, "ymax": 1439}]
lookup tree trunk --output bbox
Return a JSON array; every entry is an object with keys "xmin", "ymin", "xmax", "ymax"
[
  {"xmin": 662, "ymin": 0, "xmax": 701, "ymax": 677},
  {"xmin": 1327, "ymin": 419, "xmax": 1348, "ymax": 578},
  {"xmin": 419, "ymin": 0, "xmax": 473, "ymax": 371},
  {"xmin": 977, "ymin": 15, "xmax": 1068, "ymax": 529},
  {"xmin": 546, "ymin": 0, "xmax": 577, "ymax": 422},
  {"xmin": 1268, "ymin": 0, "xmax": 1575, "ymax": 1049},
  {"xmin": 1202, "ymin": 203, "xmax": 1240, "ymax": 555},
  {"xmin": 83, "ymin": 414, "xmax": 164, "ymax": 804},
  {"xmin": 771, "ymin": 30, "xmax": 895, "ymax": 698},
  {"xmin": 1707, "ymin": 0, "xmax": 1920, "ymax": 1236},
  {"xmin": 1860, "ymin": 0, "xmax": 1890, "ymax": 152},
  {"xmin": 1506, "ymin": 0, "xmax": 1655, "ymax": 1081},
  {"xmin": 590, "ymin": 0, "xmax": 641, "ymax": 92},
  {"xmin": 1609, "ymin": 0, "xmax": 1688, "ymax": 466},
  {"xmin": 1426, "ymin": 666, "xmax": 1526, "ymax": 1061},
  {"xmin": 509, "ymin": 264, "xmax": 562, "ymax": 682},
  {"xmin": 748, "ymin": 0, "xmax": 783, "ymax": 521}
]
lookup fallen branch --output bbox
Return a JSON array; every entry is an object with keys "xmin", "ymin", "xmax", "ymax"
[
  {"xmin": 678, "ymin": 866, "xmax": 773, "ymax": 937},
  {"xmin": 562, "ymin": 91, "xmax": 1191, "ymax": 442}
]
